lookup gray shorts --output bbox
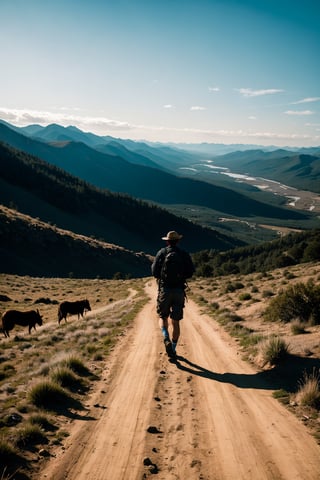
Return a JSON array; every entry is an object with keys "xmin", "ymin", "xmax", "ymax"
[{"xmin": 157, "ymin": 287, "xmax": 185, "ymax": 321}]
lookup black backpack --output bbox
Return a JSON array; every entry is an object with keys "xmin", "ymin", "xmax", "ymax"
[{"xmin": 160, "ymin": 247, "xmax": 185, "ymax": 287}]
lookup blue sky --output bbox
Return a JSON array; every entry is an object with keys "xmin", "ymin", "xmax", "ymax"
[{"xmin": 0, "ymin": 0, "xmax": 319, "ymax": 146}]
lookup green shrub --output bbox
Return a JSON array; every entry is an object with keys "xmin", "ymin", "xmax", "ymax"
[
  {"xmin": 239, "ymin": 293, "xmax": 252, "ymax": 301},
  {"xmin": 217, "ymin": 311, "xmax": 243, "ymax": 326},
  {"xmin": 225, "ymin": 281, "xmax": 244, "ymax": 293},
  {"xmin": 261, "ymin": 336, "xmax": 289, "ymax": 366},
  {"xmin": 284, "ymin": 271, "xmax": 295, "ymax": 280},
  {"xmin": 225, "ymin": 283, "xmax": 236, "ymax": 293},
  {"xmin": 262, "ymin": 289, "xmax": 274, "ymax": 298},
  {"xmin": 210, "ymin": 301, "xmax": 220, "ymax": 311},
  {"xmin": 86, "ymin": 344, "xmax": 97, "ymax": 354},
  {"xmin": 264, "ymin": 280, "xmax": 320, "ymax": 324},
  {"xmin": 240, "ymin": 333, "xmax": 264, "ymax": 348}
]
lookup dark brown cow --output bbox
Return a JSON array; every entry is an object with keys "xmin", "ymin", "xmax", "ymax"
[
  {"xmin": 1, "ymin": 309, "xmax": 43, "ymax": 337},
  {"xmin": 58, "ymin": 299, "xmax": 91, "ymax": 324}
]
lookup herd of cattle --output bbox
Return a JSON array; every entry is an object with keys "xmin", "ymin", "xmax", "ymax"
[{"xmin": 1, "ymin": 299, "xmax": 91, "ymax": 337}]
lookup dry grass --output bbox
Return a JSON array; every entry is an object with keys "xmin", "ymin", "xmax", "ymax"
[
  {"xmin": 0, "ymin": 274, "xmax": 148, "ymax": 479},
  {"xmin": 295, "ymin": 369, "xmax": 320, "ymax": 408},
  {"xmin": 190, "ymin": 261, "xmax": 320, "ymax": 361},
  {"xmin": 190, "ymin": 261, "xmax": 320, "ymax": 442}
]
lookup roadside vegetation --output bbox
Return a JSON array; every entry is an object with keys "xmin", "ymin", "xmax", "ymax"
[
  {"xmin": 0, "ymin": 275, "xmax": 147, "ymax": 479},
  {"xmin": 190, "ymin": 260, "xmax": 320, "ymax": 444}
]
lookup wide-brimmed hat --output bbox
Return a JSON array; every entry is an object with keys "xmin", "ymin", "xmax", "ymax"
[{"xmin": 161, "ymin": 230, "xmax": 183, "ymax": 241}]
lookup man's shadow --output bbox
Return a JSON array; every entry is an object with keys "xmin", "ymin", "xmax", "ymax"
[{"xmin": 173, "ymin": 355, "xmax": 320, "ymax": 393}]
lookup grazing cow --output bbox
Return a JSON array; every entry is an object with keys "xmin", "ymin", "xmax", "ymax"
[
  {"xmin": 1, "ymin": 309, "xmax": 43, "ymax": 337},
  {"xmin": 58, "ymin": 299, "xmax": 91, "ymax": 324}
]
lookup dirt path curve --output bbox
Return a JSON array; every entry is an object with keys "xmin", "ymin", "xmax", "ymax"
[{"xmin": 40, "ymin": 280, "xmax": 320, "ymax": 480}]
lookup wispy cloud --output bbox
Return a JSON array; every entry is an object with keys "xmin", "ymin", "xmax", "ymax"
[
  {"xmin": 163, "ymin": 104, "xmax": 174, "ymax": 109},
  {"xmin": 291, "ymin": 97, "xmax": 320, "ymax": 104},
  {"xmin": 284, "ymin": 110, "xmax": 314, "ymax": 116},
  {"xmin": 236, "ymin": 88, "xmax": 284, "ymax": 97},
  {"xmin": 163, "ymin": 127, "xmax": 318, "ymax": 142},
  {"xmin": 0, "ymin": 108, "xmax": 132, "ymax": 131},
  {"xmin": 208, "ymin": 86, "xmax": 220, "ymax": 92},
  {"xmin": 190, "ymin": 106, "xmax": 206, "ymax": 111}
]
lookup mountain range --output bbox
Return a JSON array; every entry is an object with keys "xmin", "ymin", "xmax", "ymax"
[
  {"xmin": 0, "ymin": 119, "xmax": 319, "ymax": 277},
  {"xmin": 0, "ymin": 139, "xmax": 244, "ymax": 276},
  {"xmin": 0, "ymin": 121, "xmax": 314, "ymax": 223}
]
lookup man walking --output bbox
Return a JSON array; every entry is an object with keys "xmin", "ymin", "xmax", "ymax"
[{"xmin": 151, "ymin": 231, "xmax": 195, "ymax": 358}]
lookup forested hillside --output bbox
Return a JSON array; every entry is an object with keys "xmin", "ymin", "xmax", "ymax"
[
  {"xmin": 0, "ymin": 142, "xmax": 242, "ymax": 256},
  {"xmin": 193, "ymin": 229, "xmax": 320, "ymax": 277},
  {"xmin": 0, "ymin": 205, "xmax": 151, "ymax": 278}
]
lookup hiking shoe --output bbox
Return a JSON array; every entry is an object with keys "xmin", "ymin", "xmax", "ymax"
[{"xmin": 164, "ymin": 338, "xmax": 174, "ymax": 357}]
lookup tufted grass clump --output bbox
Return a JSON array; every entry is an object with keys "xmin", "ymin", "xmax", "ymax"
[
  {"xmin": 50, "ymin": 366, "xmax": 81, "ymax": 390},
  {"xmin": 28, "ymin": 380, "xmax": 71, "ymax": 409},
  {"xmin": 225, "ymin": 281, "xmax": 244, "ymax": 293},
  {"xmin": 28, "ymin": 414, "xmax": 56, "ymax": 431},
  {"xmin": 261, "ymin": 336, "xmax": 289, "ymax": 366},
  {"xmin": 239, "ymin": 292, "xmax": 252, "ymax": 301},
  {"xmin": 296, "ymin": 370, "xmax": 320, "ymax": 409},
  {"xmin": 0, "ymin": 440, "xmax": 23, "ymax": 480},
  {"xmin": 61, "ymin": 355, "xmax": 90, "ymax": 376},
  {"xmin": 0, "ymin": 439, "xmax": 19, "ymax": 465},
  {"xmin": 14, "ymin": 422, "xmax": 47, "ymax": 448}
]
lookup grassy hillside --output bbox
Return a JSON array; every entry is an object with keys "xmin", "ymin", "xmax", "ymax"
[{"xmin": 0, "ymin": 205, "xmax": 152, "ymax": 278}]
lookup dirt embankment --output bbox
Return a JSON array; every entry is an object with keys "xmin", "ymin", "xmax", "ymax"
[{"xmin": 39, "ymin": 281, "xmax": 320, "ymax": 480}]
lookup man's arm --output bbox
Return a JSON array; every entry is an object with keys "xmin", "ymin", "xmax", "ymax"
[{"xmin": 151, "ymin": 248, "xmax": 165, "ymax": 278}]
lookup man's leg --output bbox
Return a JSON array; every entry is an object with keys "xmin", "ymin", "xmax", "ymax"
[
  {"xmin": 157, "ymin": 289, "xmax": 172, "ymax": 354},
  {"xmin": 171, "ymin": 319, "xmax": 180, "ymax": 354},
  {"xmin": 159, "ymin": 317, "xmax": 169, "ymax": 340},
  {"xmin": 160, "ymin": 317, "xmax": 174, "ymax": 356},
  {"xmin": 170, "ymin": 289, "xmax": 184, "ymax": 354},
  {"xmin": 157, "ymin": 289, "xmax": 175, "ymax": 357}
]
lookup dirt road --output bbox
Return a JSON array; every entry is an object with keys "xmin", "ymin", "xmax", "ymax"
[{"xmin": 40, "ymin": 281, "xmax": 320, "ymax": 480}]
